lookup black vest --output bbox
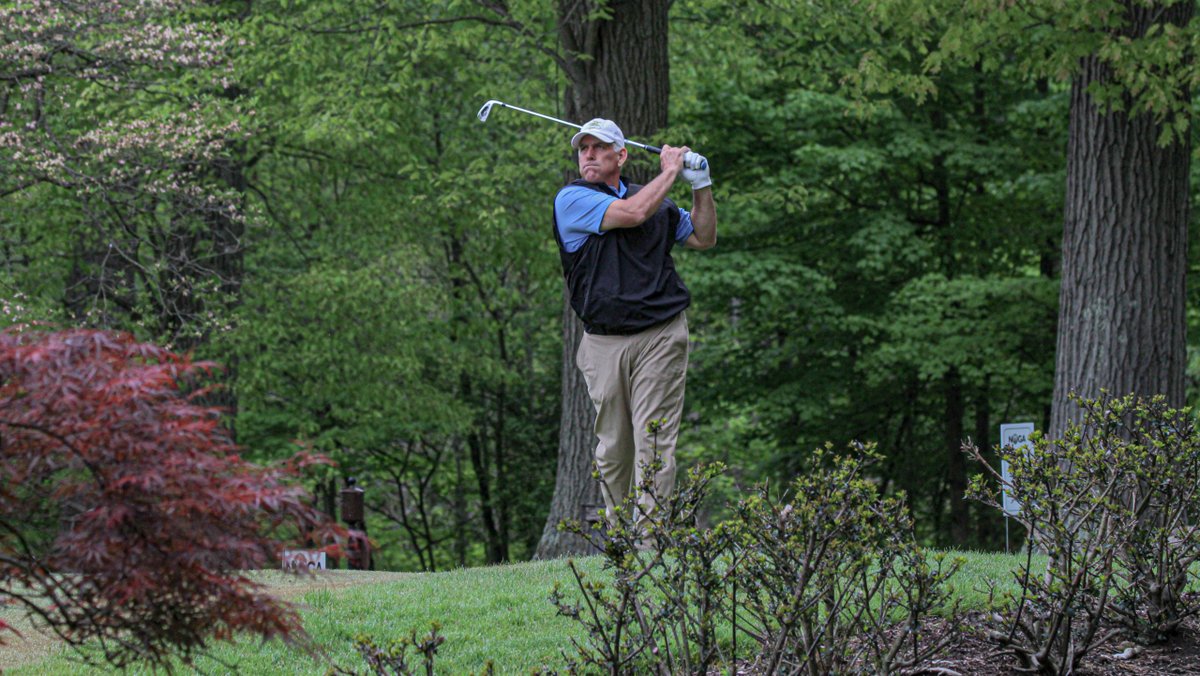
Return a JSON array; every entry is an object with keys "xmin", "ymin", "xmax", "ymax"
[{"xmin": 553, "ymin": 179, "xmax": 691, "ymax": 335}]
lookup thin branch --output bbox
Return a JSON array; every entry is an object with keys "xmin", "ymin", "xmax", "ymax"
[{"xmin": 0, "ymin": 420, "xmax": 109, "ymax": 490}]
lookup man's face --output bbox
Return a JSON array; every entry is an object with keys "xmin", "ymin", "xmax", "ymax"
[{"xmin": 576, "ymin": 135, "xmax": 626, "ymax": 186}]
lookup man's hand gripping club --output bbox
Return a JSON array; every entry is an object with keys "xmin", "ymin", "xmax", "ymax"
[{"xmin": 682, "ymin": 151, "xmax": 711, "ymax": 190}]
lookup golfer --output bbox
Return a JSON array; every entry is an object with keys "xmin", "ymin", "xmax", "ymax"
[{"xmin": 552, "ymin": 118, "xmax": 717, "ymax": 523}]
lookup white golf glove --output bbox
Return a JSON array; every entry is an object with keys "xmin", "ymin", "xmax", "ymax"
[{"xmin": 681, "ymin": 152, "xmax": 711, "ymax": 190}]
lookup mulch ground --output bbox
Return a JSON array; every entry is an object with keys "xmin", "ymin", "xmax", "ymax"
[
  {"xmin": 718, "ymin": 611, "xmax": 1200, "ymax": 675},
  {"xmin": 922, "ymin": 612, "xmax": 1200, "ymax": 675}
]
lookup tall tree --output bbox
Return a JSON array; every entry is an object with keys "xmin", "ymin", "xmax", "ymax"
[
  {"xmin": 1050, "ymin": 2, "xmax": 1193, "ymax": 434},
  {"xmin": 865, "ymin": 0, "xmax": 1197, "ymax": 437},
  {"xmin": 0, "ymin": 1, "xmax": 247, "ymax": 349},
  {"xmin": 536, "ymin": 0, "xmax": 673, "ymax": 558}
]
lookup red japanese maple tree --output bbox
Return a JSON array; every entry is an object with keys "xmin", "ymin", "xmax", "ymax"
[{"xmin": 0, "ymin": 327, "xmax": 341, "ymax": 668}]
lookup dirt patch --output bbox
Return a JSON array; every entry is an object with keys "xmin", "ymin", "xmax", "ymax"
[
  {"xmin": 932, "ymin": 612, "xmax": 1200, "ymax": 675},
  {"xmin": 715, "ymin": 612, "xmax": 1200, "ymax": 675},
  {"xmin": 0, "ymin": 569, "xmax": 409, "ymax": 671}
]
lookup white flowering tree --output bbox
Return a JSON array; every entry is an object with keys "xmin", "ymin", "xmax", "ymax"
[{"xmin": 0, "ymin": 0, "xmax": 248, "ymax": 348}]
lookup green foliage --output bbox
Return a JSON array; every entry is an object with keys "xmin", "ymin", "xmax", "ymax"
[
  {"xmin": 231, "ymin": 251, "xmax": 467, "ymax": 457},
  {"xmin": 864, "ymin": 275, "xmax": 1059, "ymax": 398},
  {"xmin": 549, "ymin": 439, "xmax": 960, "ymax": 674},
  {"xmin": 1069, "ymin": 395, "xmax": 1200, "ymax": 643},
  {"xmin": 224, "ymin": 0, "xmax": 565, "ymax": 568},
  {"xmin": 865, "ymin": 0, "xmax": 1198, "ymax": 143},
  {"xmin": 673, "ymin": 1, "xmax": 1061, "ymax": 545},
  {"xmin": 733, "ymin": 443, "xmax": 962, "ymax": 675},
  {"xmin": 967, "ymin": 429, "xmax": 1119, "ymax": 674},
  {"xmin": 551, "ymin": 460, "xmax": 736, "ymax": 674},
  {"xmin": 1, "ymin": 0, "xmax": 249, "ymax": 347},
  {"xmin": 7, "ymin": 0, "xmax": 1200, "ymax": 570},
  {"xmin": 334, "ymin": 624, "xmax": 481, "ymax": 676},
  {"xmin": 966, "ymin": 393, "xmax": 1200, "ymax": 673}
]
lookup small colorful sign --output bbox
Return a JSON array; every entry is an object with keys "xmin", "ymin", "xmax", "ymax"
[
  {"xmin": 282, "ymin": 550, "xmax": 327, "ymax": 571},
  {"xmin": 999, "ymin": 422, "xmax": 1035, "ymax": 517}
]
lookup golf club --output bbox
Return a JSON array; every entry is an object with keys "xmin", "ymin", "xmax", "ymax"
[{"xmin": 477, "ymin": 99, "xmax": 707, "ymax": 170}]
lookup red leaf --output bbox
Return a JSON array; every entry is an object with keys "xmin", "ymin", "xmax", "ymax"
[{"xmin": 0, "ymin": 327, "xmax": 347, "ymax": 669}]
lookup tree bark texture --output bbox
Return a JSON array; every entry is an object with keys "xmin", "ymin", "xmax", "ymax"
[
  {"xmin": 1050, "ymin": 2, "xmax": 1193, "ymax": 436},
  {"xmin": 536, "ymin": 0, "xmax": 672, "ymax": 559},
  {"xmin": 556, "ymin": 0, "xmax": 670, "ymax": 136},
  {"xmin": 536, "ymin": 289, "xmax": 603, "ymax": 558}
]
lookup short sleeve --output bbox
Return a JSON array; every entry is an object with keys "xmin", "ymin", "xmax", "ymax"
[
  {"xmin": 675, "ymin": 207, "xmax": 695, "ymax": 244},
  {"xmin": 555, "ymin": 186, "xmax": 618, "ymax": 253}
]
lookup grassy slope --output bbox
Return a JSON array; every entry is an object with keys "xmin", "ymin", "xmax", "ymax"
[{"xmin": 4, "ymin": 551, "xmax": 1034, "ymax": 675}]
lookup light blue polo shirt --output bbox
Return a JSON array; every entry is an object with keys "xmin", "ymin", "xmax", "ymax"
[{"xmin": 554, "ymin": 181, "xmax": 695, "ymax": 253}]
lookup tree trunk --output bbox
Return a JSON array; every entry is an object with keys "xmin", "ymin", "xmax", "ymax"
[
  {"xmin": 943, "ymin": 368, "xmax": 968, "ymax": 545},
  {"xmin": 1050, "ymin": 2, "xmax": 1192, "ymax": 437},
  {"xmin": 536, "ymin": 0, "xmax": 672, "ymax": 558},
  {"xmin": 972, "ymin": 380, "xmax": 996, "ymax": 546},
  {"xmin": 468, "ymin": 428, "xmax": 507, "ymax": 563},
  {"xmin": 453, "ymin": 441, "xmax": 469, "ymax": 567},
  {"xmin": 205, "ymin": 151, "xmax": 247, "ymax": 406},
  {"xmin": 536, "ymin": 289, "xmax": 602, "ymax": 558}
]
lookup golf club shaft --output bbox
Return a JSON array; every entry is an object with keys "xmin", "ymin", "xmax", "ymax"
[
  {"xmin": 488, "ymin": 101, "xmax": 582, "ymax": 132},
  {"xmin": 490, "ymin": 101, "xmax": 663, "ymax": 153},
  {"xmin": 480, "ymin": 100, "xmax": 702, "ymax": 168}
]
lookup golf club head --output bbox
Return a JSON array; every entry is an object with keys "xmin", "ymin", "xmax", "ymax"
[{"xmin": 477, "ymin": 100, "xmax": 500, "ymax": 122}]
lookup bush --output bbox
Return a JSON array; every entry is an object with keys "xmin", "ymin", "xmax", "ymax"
[
  {"xmin": 551, "ymin": 434, "xmax": 959, "ymax": 675},
  {"xmin": 1090, "ymin": 395, "xmax": 1200, "ymax": 642},
  {"xmin": 334, "ymin": 624, "xmax": 488, "ymax": 676},
  {"xmin": 965, "ymin": 393, "xmax": 1200, "ymax": 674},
  {"xmin": 0, "ymin": 328, "xmax": 342, "ymax": 669},
  {"xmin": 550, "ymin": 436, "xmax": 735, "ymax": 674},
  {"xmin": 732, "ymin": 443, "xmax": 961, "ymax": 675},
  {"xmin": 966, "ymin": 427, "xmax": 1120, "ymax": 674}
]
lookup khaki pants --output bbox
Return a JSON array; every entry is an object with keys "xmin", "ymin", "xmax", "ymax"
[{"xmin": 576, "ymin": 311, "xmax": 688, "ymax": 520}]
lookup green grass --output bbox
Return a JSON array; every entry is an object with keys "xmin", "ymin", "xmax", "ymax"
[
  {"xmin": 4, "ymin": 551, "xmax": 1036, "ymax": 675},
  {"xmin": 939, "ymin": 548, "xmax": 1047, "ymax": 610}
]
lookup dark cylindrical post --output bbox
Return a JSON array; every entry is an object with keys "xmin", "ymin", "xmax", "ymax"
[
  {"xmin": 341, "ymin": 482, "xmax": 364, "ymax": 523},
  {"xmin": 340, "ymin": 477, "xmax": 371, "ymax": 570}
]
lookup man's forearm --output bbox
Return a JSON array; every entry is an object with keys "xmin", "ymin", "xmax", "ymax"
[
  {"xmin": 601, "ymin": 168, "xmax": 679, "ymax": 230},
  {"xmin": 689, "ymin": 187, "xmax": 716, "ymax": 248}
]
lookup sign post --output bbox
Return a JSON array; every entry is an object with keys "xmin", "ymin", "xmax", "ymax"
[
  {"xmin": 999, "ymin": 422, "xmax": 1035, "ymax": 554},
  {"xmin": 341, "ymin": 477, "xmax": 371, "ymax": 570}
]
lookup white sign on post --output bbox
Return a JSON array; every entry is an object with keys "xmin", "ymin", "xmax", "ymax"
[
  {"xmin": 282, "ymin": 550, "xmax": 327, "ymax": 571},
  {"xmin": 999, "ymin": 422, "xmax": 1035, "ymax": 517}
]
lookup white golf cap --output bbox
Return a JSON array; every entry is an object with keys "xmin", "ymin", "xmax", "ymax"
[{"xmin": 571, "ymin": 118, "xmax": 625, "ymax": 151}]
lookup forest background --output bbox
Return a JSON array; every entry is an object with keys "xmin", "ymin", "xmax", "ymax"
[{"xmin": 2, "ymin": 0, "xmax": 1194, "ymax": 571}]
